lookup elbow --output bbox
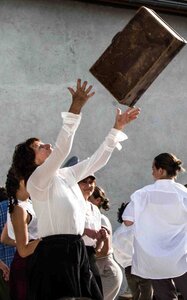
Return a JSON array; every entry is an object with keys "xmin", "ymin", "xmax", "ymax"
[
  {"xmin": 18, "ymin": 250, "xmax": 27, "ymax": 258},
  {"xmin": 17, "ymin": 248, "xmax": 29, "ymax": 258},
  {"xmin": 123, "ymin": 220, "xmax": 134, "ymax": 226}
]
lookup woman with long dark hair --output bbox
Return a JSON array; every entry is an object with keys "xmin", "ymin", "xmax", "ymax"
[{"xmin": 3, "ymin": 167, "xmax": 39, "ymax": 300}]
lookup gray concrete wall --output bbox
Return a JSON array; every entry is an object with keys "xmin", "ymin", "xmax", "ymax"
[{"xmin": 0, "ymin": 0, "xmax": 187, "ymax": 229}]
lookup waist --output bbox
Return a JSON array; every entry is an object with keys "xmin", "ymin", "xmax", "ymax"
[{"xmin": 42, "ymin": 234, "xmax": 81, "ymax": 242}]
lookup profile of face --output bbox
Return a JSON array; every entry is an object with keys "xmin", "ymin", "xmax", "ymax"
[
  {"xmin": 31, "ymin": 140, "xmax": 53, "ymax": 165},
  {"xmin": 152, "ymin": 161, "xmax": 160, "ymax": 180},
  {"xmin": 152, "ymin": 160, "xmax": 167, "ymax": 180},
  {"xmin": 89, "ymin": 194, "xmax": 102, "ymax": 208},
  {"xmin": 78, "ymin": 176, "xmax": 96, "ymax": 200}
]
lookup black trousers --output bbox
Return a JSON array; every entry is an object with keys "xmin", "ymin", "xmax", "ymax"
[
  {"xmin": 86, "ymin": 246, "xmax": 103, "ymax": 297},
  {"xmin": 27, "ymin": 234, "xmax": 103, "ymax": 300},
  {"xmin": 152, "ymin": 272, "xmax": 187, "ymax": 300}
]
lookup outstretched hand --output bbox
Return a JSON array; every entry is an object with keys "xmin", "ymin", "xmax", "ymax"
[
  {"xmin": 68, "ymin": 79, "xmax": 95, "ymax": 114},
  {"xmin": 114, "ymin": 107, "xmax": 140, "ymax": 131}
]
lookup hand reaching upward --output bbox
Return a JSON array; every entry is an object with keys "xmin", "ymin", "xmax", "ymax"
[
  {"xmin": 114, "ymin": 107, "xmax": 141, "ymax": 131},
  {"xmin": 68, "ymin": 79, "xmax": 95, "ymax": 114}
]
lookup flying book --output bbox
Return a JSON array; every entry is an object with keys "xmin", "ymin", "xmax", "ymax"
[{"xmin": 90, "ymin": 6, "xmax": 186, "ymax": 106}]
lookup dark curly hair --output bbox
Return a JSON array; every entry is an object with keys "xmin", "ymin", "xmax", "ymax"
[
  {"xmin": 117, "ymin": 202, "xmax": 129, "ymax": 223},
  {"xmin": 154, "ymin": 153, "xmax": 185, "ymax": 178},
  {"xmin": 12, "ymin": 137, "xmax": 39, "ymax": 183},
  {"xmin": 6, "ymin": 166, "xmax": 21, "ymax": 213},
  {"xmin": 92, "ymin": 186, "xmax": 110, "ymax": 211}
]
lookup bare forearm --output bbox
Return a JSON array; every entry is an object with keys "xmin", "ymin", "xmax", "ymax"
[{"xmin": 17, "ymin": 239, "xmax": 41, "ymax": 258}]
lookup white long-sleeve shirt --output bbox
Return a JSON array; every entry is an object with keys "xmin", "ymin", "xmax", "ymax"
[
  {"xmin": 27, "ymin": 112, "xmax": 128, "ymax": 238},
  {"xmin": 122, "ymin": 179, "xmax": 187, "ymax": 279}
]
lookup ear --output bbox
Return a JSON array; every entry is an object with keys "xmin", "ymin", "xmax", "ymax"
[{"xmin": 159, "ymin": 168, "xmax": 167, "ymax": 177}]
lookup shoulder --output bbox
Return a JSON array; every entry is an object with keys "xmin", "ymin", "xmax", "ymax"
[
  {"xmin": 132, "ymin": 183, "xmax": 154, "ymax": 197},
  {"xmin": 11, "ymin": 205, "xmax": 27, "ymax": 221}
]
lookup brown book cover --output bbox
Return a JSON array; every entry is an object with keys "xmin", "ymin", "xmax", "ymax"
[{"xmin": 90, "ymin": 6, "xmax": 186, "ymax": 106}]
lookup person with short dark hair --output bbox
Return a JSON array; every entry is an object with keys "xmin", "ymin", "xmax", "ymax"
[{"xmin": 123, "ymin": 152, "xmax": 187, "ymax": 299}]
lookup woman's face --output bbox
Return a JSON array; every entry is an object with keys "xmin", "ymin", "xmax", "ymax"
[
  {"xmin": 89, "ymin": 194, "xmax": 102, "ymax": 208},
  {"xmin": 31, "ymin": 140, "xmax": 53, "ymax": 165},
  {"xmin": 152, "ymin": 161, "xmax": 167, "ymax": 180},
  {"xmin": 78, "ymin": 177, "xmax": 96, "ymax": 200},
  {"xmin": 152, "ymin": 161, "xmax": 160, "ymax": 180}
]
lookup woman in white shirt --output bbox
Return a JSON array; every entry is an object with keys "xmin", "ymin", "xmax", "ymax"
[
  {"xmin": 11, "ymin": 78, "xmax": 140, "ymax": 300},
  {"xmin": 78, "ymin": 176, "xmax": 107, "ymax": 299},
  {"xmin": 123, "ymin": 152, "xmax": 187, "ymax": 300},
  {"xmin": 3, "ymin": 167, "xmax": 39, "ymax": 300},
  {"xmin": 89, "ymin": 186, "xmax": 123, "ymax": 300}
]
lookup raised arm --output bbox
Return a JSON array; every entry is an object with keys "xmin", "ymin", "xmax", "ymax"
[
  {"xmin": 28, "ymin": 79, "xmax": 95, "ymax": 190},
  {"xmin": 66, "ymin": 106, "xmax": 140, "ymax": 183}
]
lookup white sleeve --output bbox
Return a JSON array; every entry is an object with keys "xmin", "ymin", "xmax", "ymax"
[
  {"xmin": 64, "ymin": 128, "xmax": 128, "ymax": 184},
  {"xmin": 28, "ymin": 112, "xmax": 81, "ymax": 190}
]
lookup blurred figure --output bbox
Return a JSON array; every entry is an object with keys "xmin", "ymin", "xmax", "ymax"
[
  {"xmin": 89, "ymin": 186, "xmax": 123, "ymax": 300},
  {"xmin": 123, "ymin": 153, "xmax": 187, "ymax": 300},
  {"xmin": 113, "ymin": 202, "xmax": 153, "ymax": 300},
  {"xmin": 0, "ymin": 186, "xmax": 16, "ymax": 300}
]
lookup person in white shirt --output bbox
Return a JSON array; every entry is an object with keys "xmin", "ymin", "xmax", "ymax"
[
  {"xmin": 89, "ymin": 186, "xmax": 123, "ymax": 300},
  {"xmin": 122, "ymin": 152, "xmax": 187, "ymax": 300},
  {"xmin": 11, "ymin": 78, "xmax": 140, "ymax": 300},
  {"xmin": 113, "ymin": 202, "xmax": 153, "ymax": 300},
  {"xmin": 2, "ymin": 167, "xmax": 39, "ymax": 300},
  {"xmin": 78, "ymin": 175, "xmax": 107, "ymax": 299}
]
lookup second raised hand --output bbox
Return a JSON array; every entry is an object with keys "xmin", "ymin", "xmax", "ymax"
[{"xmin": 114, "ymin": 107, "xmax": 141, "ymax": 131}]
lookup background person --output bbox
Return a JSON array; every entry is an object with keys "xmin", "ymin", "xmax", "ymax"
[
  {"xmin": 0, "ymin": 186, "xmax": 16, "ymax": 300},
  {"xmin": 123, "ymin": 153, "xmax": 187, "ymax": 300},
  {"xmin": 79, "ymin": 175, "xmax": 106, "ymax": 299},
  {"xmin": 89, "ymin": 185, "xmax": 123, "ymax": 300},
  {"xmin": 1, "ymin": 167, "xmax": 39, "ymax": 300}
]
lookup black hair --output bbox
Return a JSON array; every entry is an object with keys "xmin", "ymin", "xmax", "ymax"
[
  {"xmin": 92, "ymin": 186, "xmax": 110, "ymax": 211},
  {"xmin": 6, "ymin": 167, "xmax": 21, "ymax": 213},
  {"xmin": 154, "ymin": 153, "xmax": 185, "ymax": 178},
  {"xmin": 12, "ymin": 137, "xmax": 39, "ymax": 183},
  {"xmin": 117, "ymin": 202, "xmax": 129, "ymax": 223}
]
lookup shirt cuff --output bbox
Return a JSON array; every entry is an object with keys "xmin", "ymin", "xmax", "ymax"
[
  {"xmin": 108, "ymin": 128, "xmax": 128, "ymax": 151},
  {"xmin": 61, "ymin": 112, "xmax": 82, "ymax": 134}
]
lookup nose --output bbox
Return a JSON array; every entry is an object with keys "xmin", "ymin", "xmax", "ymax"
[{"xmin": 44, "ymin": 143, "xmax": 52, "ymax": 149}]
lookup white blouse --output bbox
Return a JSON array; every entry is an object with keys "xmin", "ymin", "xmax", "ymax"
[
  {"xmin": 123, "ymin": 179, "xmax": 187, "ymax": 279},
  {"xmin": 83, "ymin": 202, "xmax": 101, "ymax": 247},
  {"xmin": 27, "ymin": 112, "xmax": 128, "ymax": 238},
  {"xmin": 7, "ymin": 199, "xmax": 38, "ymax": 241},
  {"xmin": 113, "ymin": 223, "xmax": 134, "ymax": 268}
]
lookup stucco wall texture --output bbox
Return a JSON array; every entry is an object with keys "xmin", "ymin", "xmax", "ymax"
[{"xmin": 0, "ymin": 0, "xmax": 187, "ymax": 229}]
